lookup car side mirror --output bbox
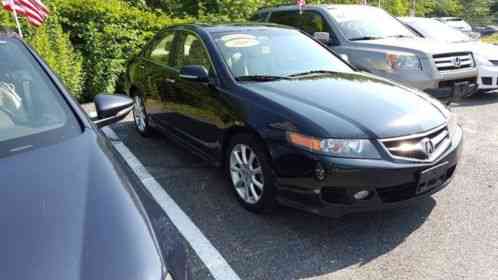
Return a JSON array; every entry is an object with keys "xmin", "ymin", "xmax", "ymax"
[
  {"xmin": 313, "ymin": 32, "xmax": 331, "ymax": 45},
  {"xmin": 179, "ymin": 65, "xmax": 209, "ymax": 83},
  {"xmin": 93, "ymin": 94, "xmax": 134, "ymax": 128}
]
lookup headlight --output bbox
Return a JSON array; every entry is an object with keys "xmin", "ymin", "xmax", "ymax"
[
  {"xmin": 287, "ymin": 132, "xmax": 381, "ymax": 159},
  {"xmin": 385, "ymin": 52, "xmax": 423, "ymax": 72},
  {"xmin": 475, "ymin": 53, "xmax": 493, "ymax": 66}
]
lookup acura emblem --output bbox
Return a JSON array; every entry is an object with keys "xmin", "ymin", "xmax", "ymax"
[
  {"xmin": 421, "ymin": 138, "xmax": 435, "ymax": 157},
  {"xmin": 453, "ymin": 57, "xmax": 462, "ymax": 68}
]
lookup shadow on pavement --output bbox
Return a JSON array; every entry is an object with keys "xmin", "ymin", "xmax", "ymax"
[
  {"xmin": 113, "ymin": 121, "xmax": 435, "ymax": 280},
  {"xmin": 452, "ymin": 91, "xmax": 498, "ymax": 107}
]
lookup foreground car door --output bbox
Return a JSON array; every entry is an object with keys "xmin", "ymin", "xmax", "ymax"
[{"xmin": 169, "ymin": 30, "xmax": 228, "ymax": 155}]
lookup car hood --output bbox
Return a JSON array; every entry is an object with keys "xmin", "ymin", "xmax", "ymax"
[
  {"xmin": 242, "ymin": 72, "xmax": 447, "ymax": 139},
  {"xmin": 0, "ymin": 131, "xmax": 162, "ymax": 280},
  {"xmin": 355, "ymin": 37, "xmax": 473, "ymax": 55},
  {"xmin": 459, "ymin": 41, "xmax": 498, "ymax": 60}
]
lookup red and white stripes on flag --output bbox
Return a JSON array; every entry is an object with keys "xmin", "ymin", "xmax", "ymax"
[{"xmin": 2, "ymin": 0, "xmax": 49, "ymax": 27}]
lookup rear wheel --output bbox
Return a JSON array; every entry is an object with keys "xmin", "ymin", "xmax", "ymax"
[
  {"xmin": 132, "ymin": 94, "xmax": 152, "ymax": 137},
  {"xmin": 226, "ymin": 134, "xmax": 277, "ymax": 213}
]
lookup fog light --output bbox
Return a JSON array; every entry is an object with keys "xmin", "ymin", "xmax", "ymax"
[
  {"xmin": 353, "ymin": 190, "xmax": 370, "ymax": 200},
  {"xmin": 314, "ymin": 162, "xmax": 326, "ymax": 181}
]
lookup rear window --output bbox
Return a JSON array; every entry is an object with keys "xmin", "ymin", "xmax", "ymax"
[{"xmin": 0, "ymin": 38, "xmax": 80, "ymax": 158}]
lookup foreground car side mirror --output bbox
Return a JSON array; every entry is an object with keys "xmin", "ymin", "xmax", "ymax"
[
  {"xmin": 179, "ymin": 65, "xmax": 209, "ymax": 82},
  {"xmin": 93, "ymin": 94, "xmax": 134, "ymax": 128},
  {"xmin": 313, "ymin": 32, "xmax": 331, "ymax": 45}
]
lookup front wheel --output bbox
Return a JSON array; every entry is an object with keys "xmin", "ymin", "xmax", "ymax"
[
  {"xmin": 226, "ymin": 134, "xmax": 277, "ymax": 213},
  {"xmin": 133, "ymin": 94, "xmax": 152, "ymax": 137}
]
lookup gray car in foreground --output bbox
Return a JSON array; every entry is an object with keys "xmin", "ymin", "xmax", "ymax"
[
  {"xmin": 0, "ymin": 32, "xmax": 188, "ymax": 279},
  {"xmin": 253, "ymin": 4, "xmax": 478, "ymax": 101}
]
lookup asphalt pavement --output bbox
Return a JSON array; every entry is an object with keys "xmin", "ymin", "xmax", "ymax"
[{"xmin": 109, "ymin": 92, "xmax": 498, "ymax": 280}]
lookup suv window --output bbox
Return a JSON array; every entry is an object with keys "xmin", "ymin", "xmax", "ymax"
[
  {"xmin": 249, "ymin": 12, "xmax": 269, "ymax": 22},
  {"xmin": 301, "ymin": 12, "xmax": 330, "ymax": 35},
  {"xmin": 149, "ymin": 32, "xmax": 175, "ymax": 65},
  {"xmin": 269, "ymin": 11, "xmax": 301, "ymax": 28},
  {"xmin": 175, "ymin": 32, "xmax": 212, "ymax": 72},
  {"xmin": 269, "ymin": 10, "xmax": 330, "ymax": 35}
]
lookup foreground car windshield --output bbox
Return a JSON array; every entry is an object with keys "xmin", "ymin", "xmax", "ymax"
[
  {"xmin": 409, "ymin": 19, "xmax": 471, "ymax": 43},
  {"xmin": 213, "ymin": 28, "xmax": 353, "ymax": 79},
  {"xmin": 328, "ymin": 7, "xmax": 415, "ymax": 41},
  {"xmin": 0, "ymin": 39, "xmax": 80, "ymax": 158}
]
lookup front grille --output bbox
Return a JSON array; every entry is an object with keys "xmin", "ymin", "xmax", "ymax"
[
  {"xmin": 380, "ymin": 126, "xmax": 451, "ymax": 162},
  {"xmin": 433, "ymin": 52, "xmax": 475, "ymax": 72},
  {"xmin": 439, "ymin": 77, "xmax": 477, "ymax": 89}
]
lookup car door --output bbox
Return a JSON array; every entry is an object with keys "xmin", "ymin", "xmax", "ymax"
[
  {"xmin": 142, "ymin": 30, "xmax": 178, "ymax": 127},
  {"xmin": 168, "ymin": 30, "xmax": 228, "ymax": 156}
]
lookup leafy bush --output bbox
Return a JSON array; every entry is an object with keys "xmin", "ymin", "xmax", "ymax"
[
  {"xmin": 28, "ymin": 12, "xmax": 84, "ymax": 100},
  {"xmin": 52, "ymin": 0, "xmax": 191, "ymax": 101}
]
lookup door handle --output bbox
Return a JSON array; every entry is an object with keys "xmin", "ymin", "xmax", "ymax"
[{"xmin": 166, "ymin": 78, "xmax": 176, "ymax": 84}]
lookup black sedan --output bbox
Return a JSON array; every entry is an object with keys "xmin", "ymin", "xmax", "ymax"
[
  {"xmin": 0, "ymin": 32, "xmax": 188, "ymax": 279},
  {"xmin": 126, "ymin": 24, "xmax": 463, "ymax": 217}
]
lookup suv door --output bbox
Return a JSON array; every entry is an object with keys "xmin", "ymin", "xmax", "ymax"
[
  {"xmin": 142, "ymin": 30, "xmax": 177, "ymax": 127},
  {"xmin": 169, "ymin": 31, "xmax": 227, "ymax": 155}
]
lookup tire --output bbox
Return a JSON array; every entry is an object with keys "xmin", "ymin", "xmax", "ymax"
[
  {"xmin": 132, "ymin": 93, "xmax": 152, "ymax": 137},
  {"xmin": 225, "ymin": 133, "xmax": 277, "ymax": 213}
]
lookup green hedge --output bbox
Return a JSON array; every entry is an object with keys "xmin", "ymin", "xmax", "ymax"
[{"xmin": 52, "ymin": 0, "xmax": 191, "ymax": 101}]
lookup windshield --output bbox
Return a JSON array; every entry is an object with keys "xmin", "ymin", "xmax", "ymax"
[
  {"xmin": 328, "ymin": 7, "xmax": 415, "ymax": 41},
  {"xmin": 212, "ymin": 28, "xmax": 353, "ymax": 80},
  {"xmin": 407, "ymin": 19, "xmax": 471, "ymax": 43},
  {"xmin": 0, "ymin": 38, "xmax": 80, "ymax": 158}
]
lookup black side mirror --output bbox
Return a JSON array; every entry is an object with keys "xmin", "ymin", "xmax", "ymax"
[
  {"xmin": 179, "ymin": 65, "xmax": 209, "ymax": 83},
  {"xmin": 93, "ymin": 94, "xmax": 134, "ymax": 128}
]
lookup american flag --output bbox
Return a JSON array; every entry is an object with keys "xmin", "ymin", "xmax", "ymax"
[{"xmin": 2, "ymin": 0, "xmax": 49, "ymax": 27}]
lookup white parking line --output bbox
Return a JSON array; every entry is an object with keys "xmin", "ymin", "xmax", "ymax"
[{"xmin": 102, "ymin": 127, "xmax": 242, "ymax": 280}]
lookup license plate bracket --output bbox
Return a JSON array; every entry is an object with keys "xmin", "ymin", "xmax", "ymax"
[{"xmin": 417, "ymin": 162, "xmax": 449, "ymax": 194}]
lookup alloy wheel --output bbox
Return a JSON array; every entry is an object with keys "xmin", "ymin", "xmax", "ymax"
[
  {"xmin": 133, "ymin": 96, "xmax": 147, "ymax": 132},
  {"xmin": 229, "ymin": 144, "xmax": 264, "ymax": 204}
]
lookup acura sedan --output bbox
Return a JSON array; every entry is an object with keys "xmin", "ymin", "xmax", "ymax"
[
  {"xmin": 0, "ymin": 32, "xmax": 188, "ymax": 279},
  {"xmin": 126, "ymin": 24, "xmax": 463, "ymax": 217}
]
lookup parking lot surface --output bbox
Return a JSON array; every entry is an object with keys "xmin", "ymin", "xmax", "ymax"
[{"xmin": 111, "ymin": 93, "xmax": 498, "ymax": 280}]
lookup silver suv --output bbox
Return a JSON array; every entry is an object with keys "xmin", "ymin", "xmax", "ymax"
[{"xmin": 252, "ymin": 4, "xmax": 478, "ymax": 100}]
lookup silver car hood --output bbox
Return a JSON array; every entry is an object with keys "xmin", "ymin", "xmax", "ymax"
[{"xmin": 355, "ymin": 37, "xmax": 474, "ymax": 56}]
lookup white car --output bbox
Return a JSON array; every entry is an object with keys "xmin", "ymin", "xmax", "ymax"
[{"xmin": 401, "ymin": 17, "xmax": 498, "ymax": 92}]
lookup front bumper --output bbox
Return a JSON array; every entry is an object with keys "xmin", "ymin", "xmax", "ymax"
[
  {"xmin": 477, "ymin": 65, "xmax": 498, "ymax": 91},
  {"xmin": 269, "ymin": 128, "xmax": 463, "ymax": 218}
]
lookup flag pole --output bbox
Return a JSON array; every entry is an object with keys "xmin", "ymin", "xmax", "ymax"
[{"xmin": 11, "ymin": 8, "xmax": 23, "ymax": 38}]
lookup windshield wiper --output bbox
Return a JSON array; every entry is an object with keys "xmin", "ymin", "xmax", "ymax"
[
  {"xmin": 288, "ymin": 70, "xmax": 338, "ymax": 78},
  {"xmin": 349, "ymin": 36, "xmax": 384, "ymax": 41},
  {"xmin": 235, "ymin": 75, "xmax": 290, "ymax": 82}
]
